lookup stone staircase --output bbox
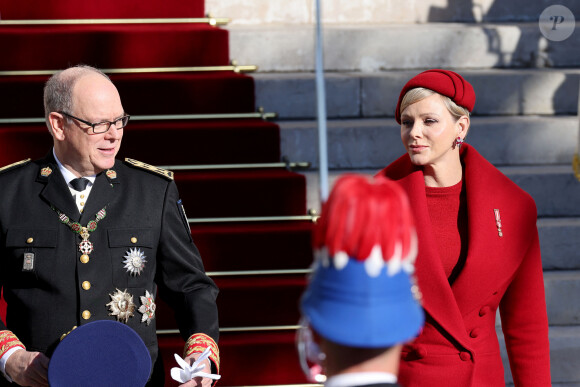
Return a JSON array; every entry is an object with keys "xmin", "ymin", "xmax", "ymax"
[{"xmin": 208, "ymin": 0, "xmax": 580, "ymax": 384}]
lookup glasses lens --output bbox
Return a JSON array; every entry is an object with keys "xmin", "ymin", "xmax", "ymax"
[{"xmin": 93, "ymin": 122, "xmax": 110, "ymax": 134}]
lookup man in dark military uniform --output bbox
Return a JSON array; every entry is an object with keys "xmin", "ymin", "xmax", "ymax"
[{"xmin": 0, "ymin": 65, "xmax": 219, "ymax": 387}]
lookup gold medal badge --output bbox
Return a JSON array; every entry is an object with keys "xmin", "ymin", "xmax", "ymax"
[{"xmin": 107, "ymin": 289, "xmax": 135, "ymax": 323}]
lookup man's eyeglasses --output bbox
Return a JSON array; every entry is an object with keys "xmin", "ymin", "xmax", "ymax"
[{"xmin": 60, "ymin": 111, "xmax": 130, "ymax": 134}]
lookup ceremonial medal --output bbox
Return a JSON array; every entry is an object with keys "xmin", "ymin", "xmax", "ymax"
[
  {"xmin": 107, "ymin": 288, "xmax": 135, "ymax": 323},
  {"xmin": 494, "ymin": 209, "xmax": 503, "ymax": 237},
  {"xmin": 138, "ymin": 290, "xmax": 156, "ymax": 325},
  {"xmin": 40, "ymin": 166, "xmax": 52, "ymax": 177},
  {"xmin": 123, "ymin": 248, "xmax": 147, "ymax": 276},
  {"xmin": 52, "ymin": 206, "xmax": 107, "ymax": 261},
  {"xmin": 22, "ymin": 252, "xmax": 35, "ymax": 271}
]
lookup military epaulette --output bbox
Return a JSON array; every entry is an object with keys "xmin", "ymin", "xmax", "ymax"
[
  {"xmin": 124, "ymin": 158, "xmax": 174, "ymax": 180},
  {"xmin": 0, "ymin": 158, "xmax": 31, "ymax": 174}
]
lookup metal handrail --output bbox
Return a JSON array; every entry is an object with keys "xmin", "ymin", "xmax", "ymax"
[
  {"xmin": 0, "ymin": 110, "xmax": 277, "ymax": 125},
  {"xmin": 205, "ymin": 269, "xmax": 311, "ymax": 277},
  {"xmin": 0, "ymin": 17, "xmax": 230, "ymax": 26},
  {"xmin": 188, "ymin": 214, "xmax": 319, "ymax": 224},
  {"xmin": 162, "ymin": 162, "xmax": 310, "ymax": 171},
  {"xmin": 0, "ymin": 63, "xmax": 257, "ymax": 77},
  {"xmin": 157, "ymin": 325, "xmax": 301, "ymax": 335}
]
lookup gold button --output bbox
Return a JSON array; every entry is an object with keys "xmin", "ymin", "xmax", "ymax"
[
  {"xmin": 80, "ymin": 254, "xmax": 90, "ymax": 264},
  {"xmin": 82, "ymin": 281, "xmax": 91, "ymax": 290},
  {"xmin": 26, "ymin": 237, "xmax": 34, "ymax": 244},
  {"xmin": 80, "ymin": 202, "xmax": 85, "ymax": 206},
  {"xmin": 131, "ymin": 237, "xmax": 137, "ymax": 244},
  {"xmin": 82, "ymin": 310, "xmax": 91, "ymax": 320},
  {"xmin": 80, "ymin": 194, "xmax": 85, "ymax": 199}
]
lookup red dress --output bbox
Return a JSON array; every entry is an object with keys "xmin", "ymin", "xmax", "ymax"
[{"xmin": 377, "ymin": 144, "xmax": 551, "ymax": 386}]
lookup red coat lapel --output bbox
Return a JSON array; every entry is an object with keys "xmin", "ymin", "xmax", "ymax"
[
  {"xmin": 450, "ymin": 145, "xmax": 538, "ymax": 315},
  {"xmin": 379, "ymin": 157, "xmax": 472, "ymax": 349}
]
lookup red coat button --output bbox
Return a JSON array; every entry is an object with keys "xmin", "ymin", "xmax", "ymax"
[
  {"xmin": 459, "ymin": 352, "xmax": 471, "ymax": 361},
  {"xmin": 415, "ymin": 347, "xmax": 427, "ymax": 359},
  {"xmin": 479, "ymin": 306, "xmax": 491, "ymax": 317},
  {"xmin": 470, "ymin": 329, "xmax": 480, "ymax": 338}
]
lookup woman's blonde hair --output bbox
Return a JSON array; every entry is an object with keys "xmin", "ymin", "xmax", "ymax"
[{"xmin": 400, "ymin": 87, "xmax": 470, "ymax": 121}]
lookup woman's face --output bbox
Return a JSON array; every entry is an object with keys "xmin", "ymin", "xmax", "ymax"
[{"xmin": 400, "ymin": 93, "xmax": 466, "ymax": 169}]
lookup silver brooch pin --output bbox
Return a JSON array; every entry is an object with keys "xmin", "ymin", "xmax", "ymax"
[
  {"xmin": 123, "ymin": 248, "xmax": 147, "ymax": 276},
  {"xmin": 107, "ymin": 288, "xmax": 135, "ymax": 323},
  {"xmin": 138, "ymin": 290, "xmax": 156, "ymax": 325},
  {"xmin": 494, "ymin": 209, "xmax": 503, "ymax": 237}
]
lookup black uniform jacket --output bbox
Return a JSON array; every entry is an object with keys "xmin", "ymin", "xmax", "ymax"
[{"xmin": 0, "ymin": 153, "xmax": 219, "ymax": 367}]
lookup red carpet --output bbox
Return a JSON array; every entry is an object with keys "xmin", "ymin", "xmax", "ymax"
[
  {"xmin": 175, "ymin": 170, "xmax": 306, "ymax": 218},
  {"xmin": 0, "ymin": 0, "xmax": 311, "ymax": 385},
  {"xmin": 0, "ymin": 119, "xmax": 280, "ymax": 166},
  {"xmin": 192, "ymin": 221, "xmax": 314, "ymax": 272},
  {"xmin": 156, "ymin": 275, "xmax": 307, "ymax": 329},
  {"xmin": 0, "ymin": 0, "xmax": 205, "ymax": 19},
  {"xmin": 0, "ymin": 72, "xmax": 255, "ymax": 118},
  {"xmin": 0, "ymin": 24, "xmax": 228, "ymax": 70}
]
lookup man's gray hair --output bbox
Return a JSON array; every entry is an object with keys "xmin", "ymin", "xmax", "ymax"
[{"xmin": 43, "ymin": 65, "xmax": 111, "ymax": 128}]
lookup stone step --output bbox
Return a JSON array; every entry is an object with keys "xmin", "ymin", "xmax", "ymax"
[
  {"xmin": 235, "ymin": 23, "xmax": 580, "ymax": 73},
  {"xmin": 279, "ymin": 116, "xmax": 578, "ymax": 169},
  {"xmin": 209, "ymin": 0, "xmax": 579, "ymax": 25},
  {"xmin": 538, "ymin": 218, "xmax": 580, "ymax": 270},
  {"xmin": 499, "ymin": 326, "xmax": 580, "ymax": 385},
  {"xmin": 255, "ymin": 69, "xmax": 580, "ymax": 119},
  {"xmin": 545, "ymin": 271, "xmax": 580, "ymax": 326},
  {"xmin": 303, "ymin": 167, "xmax": 580, "ymax": 221}
]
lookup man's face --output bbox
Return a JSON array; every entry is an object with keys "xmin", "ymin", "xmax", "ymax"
[{"xmin": 57, "ymin": 73, "xmax": 124, "ymax": 176}]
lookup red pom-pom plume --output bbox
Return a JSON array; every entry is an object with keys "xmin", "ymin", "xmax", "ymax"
[{"xmin": 313, "ymin": 175, "xmax": 417, "ymax": 272}]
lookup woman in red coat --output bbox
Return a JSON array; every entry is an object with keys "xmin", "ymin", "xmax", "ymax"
[{"xmin": 377, "ymin": 69, "xmax": 551, "ymax": 386}]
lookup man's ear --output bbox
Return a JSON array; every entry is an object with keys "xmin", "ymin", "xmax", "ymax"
[{"xmin": 48, "ymin": 112, "xmax": 66, "ymax": 141}]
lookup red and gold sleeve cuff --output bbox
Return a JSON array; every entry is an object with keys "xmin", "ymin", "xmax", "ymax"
[
  {"xmin": 0, "ymin": 331, "xmax": 25, "ymax": 359},
  {"xmin": 183, "ymin": 333, "xmax": 220, "ymax": 376}
]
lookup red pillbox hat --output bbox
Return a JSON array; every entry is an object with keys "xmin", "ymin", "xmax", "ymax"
[{"xmin": 395, "ymin": 69, "xmax": 476, "ymax": 123}]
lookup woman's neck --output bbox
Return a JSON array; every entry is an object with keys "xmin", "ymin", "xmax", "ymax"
[{"xmin": 422, "ymin": 157, "xmax": 463, "ymax": 188}]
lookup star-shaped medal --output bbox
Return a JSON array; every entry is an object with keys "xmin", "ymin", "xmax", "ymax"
[
  {"xmin": 107, "ymin": 288, "xmax": 135, "ymax": 323},
  {"xmin": 138, "ymin": 290, "xmax": 156, "ymax": 325},
  {"xmin": 123, "ymin": 248, "xmax": 147, "ymax": 276}
]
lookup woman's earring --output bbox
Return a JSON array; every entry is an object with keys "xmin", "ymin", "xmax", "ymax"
[{"xmin": 454, "ymin": 137, "xmax": 464, "ymax": 149}]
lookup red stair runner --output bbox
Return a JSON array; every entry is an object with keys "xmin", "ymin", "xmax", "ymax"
[
  {"xmin": 0, "ymin": 1, "xmax": 311, "ymax": 385},
  {"xmin": 0, "ymin": 72, "xmax": 255, "ymax": 119},
  {"xmin": 0, "ymin": 24, "xmax": 229, "ymax": 71},
  {"xmin": 192, "ymin": 221, "xmax": 314, "ymax": 272},
  {"xmin": 0, "ymin": 119, "xmax": 280, "ymax": 167},
  {"xmin": 0, "ymin": 0, "xmax": 205, "ymax": 19}
]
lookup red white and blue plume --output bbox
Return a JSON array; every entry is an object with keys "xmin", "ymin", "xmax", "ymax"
[
  {"xmin": 301, "ymin": 174, "xmax": 424, "ymax": 348},
  {"xmin": 313, "ymin": 174, "xmax": 418, "ymax": 277}
]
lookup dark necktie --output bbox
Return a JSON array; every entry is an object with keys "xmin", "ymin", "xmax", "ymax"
[{"xmin": 70, "ymin": 177, "xmax": 90, "ymax": 191}]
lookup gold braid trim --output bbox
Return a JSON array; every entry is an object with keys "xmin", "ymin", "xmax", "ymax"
[
  {"xmin": 184, "ymin": 333, "xmax": 220, "ymax": 379},
  {"xmin": 0, "ymin": 331, "xmax": 25, "ymax": 358},
  {"xmin": 573, "ymin": 153, "xmax": 580, "ymax": 181}
]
